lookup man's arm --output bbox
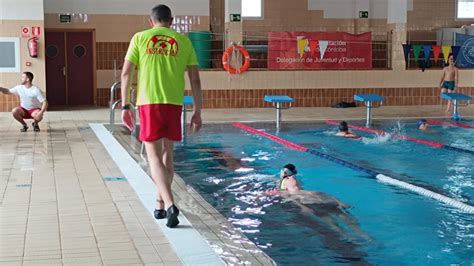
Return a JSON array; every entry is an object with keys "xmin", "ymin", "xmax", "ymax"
[
  {"xmin": 39, "ymin": 100, "xmax": 48, "ymax": 113},
  {"xmin": 121, "ymin": 60, "xmax": 136, "ymax": 105},
  {"xmin": 0, "ymin": 87, "xmax": 12, "ymax": 95},
  {"xmin": 187, "ymin": 65, "xmax": 203, "ymax": 132}
]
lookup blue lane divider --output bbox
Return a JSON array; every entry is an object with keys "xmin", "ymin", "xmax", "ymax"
[
  {"xmin": 443, "ymin": 145, "xmax": 474, "ymax": 155},
  {"xmin": 307, "ymin": 149, "xmax": 379, "ymax": 177}
]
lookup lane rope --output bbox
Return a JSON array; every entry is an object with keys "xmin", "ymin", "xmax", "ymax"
[
  {"xmin": 427, "ymin": 120, "xmax": 474, "ymax": 129},
  {"xmin": 325, "ymin": 120, "xmax": 474, "ymax": 155},
  {"xmin": 232, "ymin": 122, "xmax": 474, "ymax": 214}
]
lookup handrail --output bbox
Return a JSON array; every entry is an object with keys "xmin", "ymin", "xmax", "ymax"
[{"xmin": 109, "ymin": 81, "xmax": 137, "ymax": 134}]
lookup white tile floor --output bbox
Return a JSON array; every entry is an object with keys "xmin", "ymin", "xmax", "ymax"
[
  {"xmin": 1, "ymin": 110, "xmax": 180, "ymax": 265},
  {"xmin": 1, "ymin": 105, "xmax": 473, "ymax": 265}
]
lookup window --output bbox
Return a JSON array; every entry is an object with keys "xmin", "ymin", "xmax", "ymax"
[
  {"xmin": 242, "ymin": 0, "xmax": 263, "ymax": 18},
  {"xmin": 457, "ymin": 0, "xmax": 474, "ymax": 19},
  {"xmin": 0, "ymin": 38, "xmax": 20, "ymax": 73}
]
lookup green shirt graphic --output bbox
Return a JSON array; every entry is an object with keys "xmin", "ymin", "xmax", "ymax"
[{"xmin": 125, "ymin": 27, "xmax": 198, "ymax": 106}]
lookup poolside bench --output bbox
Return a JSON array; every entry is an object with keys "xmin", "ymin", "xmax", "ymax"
[
  {"xmin": 353, "ymin": 93, "xmax": 384, "ymax": 127},
  {"xmin": 264, "ymin": 95, "xmax": 294, "ymax": 129},
  {"xmin": 440, "ymin": 93, "xmax": 472, "ymax": 121}
]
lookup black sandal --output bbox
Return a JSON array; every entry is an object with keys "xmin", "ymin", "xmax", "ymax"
[
  {"xmin": 32, "ymin": 122, "xmax": 40, "ymax": 132},
  {"xmin": 20, "ymin": 124, "xmax": 28, "ymax": 132},
  {"xmin": 154, "ymin": 199, "xmax": 166, "ymax": 219},
  {"xmin": 166, "ymin": 205, "xmax": 180, "ymax": 228}
]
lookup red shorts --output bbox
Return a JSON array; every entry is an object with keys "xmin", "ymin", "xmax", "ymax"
[
  {"xmin": 21, "ymin": 107, "xmax": 40, "ymax": 119},
  {"xmin": 138, "ymin": 104, "xmax": 182, "ymax": 142}
]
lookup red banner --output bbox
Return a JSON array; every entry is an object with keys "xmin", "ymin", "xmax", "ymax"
[{"xmin": 268, "ymin": 32, "xmax": 372, "ymax": 69}]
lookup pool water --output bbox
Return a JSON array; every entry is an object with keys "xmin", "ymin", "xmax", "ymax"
[{"xmin": 173, "ymin": 120, "xmax": 474, "ymax": 265}]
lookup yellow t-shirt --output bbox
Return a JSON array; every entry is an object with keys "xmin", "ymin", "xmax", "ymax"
[{"xmin": 125, "ymin": 27, "xmax": 198, "ymax": 106}]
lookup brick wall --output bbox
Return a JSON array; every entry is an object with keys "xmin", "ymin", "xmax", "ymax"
[{"xmin": 95, "ymin": 87, "xmax": 474, "ymax": 109}]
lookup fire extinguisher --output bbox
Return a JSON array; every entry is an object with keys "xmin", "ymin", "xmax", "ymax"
[{"xmin": 28, "ymin": 37, "xmax": 38, "ymax": 58}]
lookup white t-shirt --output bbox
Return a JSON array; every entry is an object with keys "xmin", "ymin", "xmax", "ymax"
[{"xmin": 9, "ymin": 85, "xmax": 46, "ymax": 110}]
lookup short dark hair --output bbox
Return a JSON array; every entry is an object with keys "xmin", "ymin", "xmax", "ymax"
[
  {"xmin": 445, "ymin": 53, "xmax": 455, "ymax": 67},
  {"xmin": 339, "ymin": 121, "xmax": 349, "ymax": 132},
  {"xmin": 151, "ymin": 4, "xmax": 172, "ymax": 23},
  {"xmin": 283, "ymin": 164, "xmax": 297, "ymax": 175},
  {"xmin": 23, "ymin": 71, "xmax": 34, "ymax": 81}
]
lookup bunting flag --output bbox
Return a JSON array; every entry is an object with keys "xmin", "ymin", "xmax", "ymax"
[
  {"xmin": 402, "ymin": 44, "xmax": 411, "ymax": 63},
  {"xmin": 442, "ymin": 46, "xmax": 451, "ymax": 62},
  {"xmin": 412, "ymin": 45, "xmax": 422, "ymax": 62},
  {"xmin": 451, "ymin": 46, "xmax": 460, "ymax": 61},
  {"xmin": 318, "ymin": 40, "xmax": 329, "ymax": 60},
  {"xmin": 309, "ymin": 40, "xmax": 318, "ymax": 56},
  {"xmin": 432, "ymin": 45, "xmax": 441, "ymax": 63},
  {"xmin": 297, "ymin": 37, "xmax": 308, "ymax": 58},
  {"xmin": 422, "ymin": 45, "xmax": 431, "ymax": 62}
]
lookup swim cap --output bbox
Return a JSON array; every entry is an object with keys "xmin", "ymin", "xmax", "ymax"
[
  {"xmin": 417, "ymin": 119, "xmax": 427, "ymax": 128},
  {"xmin": 282, "ymin": 164, "xmax": 297, "ymax": 176},
  {"xmin": 339, "ymin": 121, "xmax": 349, "ymax": 132}
]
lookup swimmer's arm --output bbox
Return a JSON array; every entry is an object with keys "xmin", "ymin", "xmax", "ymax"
[
  {"xmin": 0, "ymin": 87, "xmax": 12, "ymax": 95},
  {"xmin": 121, "ymin": 60, "xmax": 136, "ymax": 105},
  {"xmin": 264, "ymin": 189, "xmax": 281, "ymax": 196},
  {"xmin": 344, "ymin": 133, "xmax": 360, "ymax": 139}
]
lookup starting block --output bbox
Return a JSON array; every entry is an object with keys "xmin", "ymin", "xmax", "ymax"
[
  {"xmin": 264, "ymin": 95, "xmax": 294, "ymax": 128},
  {"xmin": 440, "ymin": 93, "xmax": 472, "ymax": 121},
  {"xmin": 354, "ymin": 94, "xmax": 384, "ymax": 127}
]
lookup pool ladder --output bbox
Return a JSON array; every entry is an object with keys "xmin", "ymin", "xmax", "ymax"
[{"xmin": 109, "ymin": 81, "xmax": 137, "ymax": 134}]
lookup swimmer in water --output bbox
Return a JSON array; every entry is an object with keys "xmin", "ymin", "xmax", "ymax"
[
  {"xmin": 417, "ymin": 119, "xmax": 429, "ymax": 131},
  {"xmin": 267, "ymin": 164, "xmax": 370, "ymax": 242},
  {"xmin": 335, "ymin": 121, "xmax": 360, "ymax": 139}
]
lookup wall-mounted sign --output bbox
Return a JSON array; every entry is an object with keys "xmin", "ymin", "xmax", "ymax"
[
  {"xmin": 60, "ymin": 14, "xmax": 72, "ymax": 23},
  {"xmin": 359, "ymin": 11, "xmax": 369, "ymax": 19},
  {"xmin": 31, "ymin": 26, "xmax": 41, "ymax": 37},
  {"xmin": 268, "ymin": 32, "xmax": 373, "ymax": 70},
  {"xmin": 230, "ymin": 14, "xmax": 241, "ymax": 22},
  {"xmin": 21, "ymin": 26, "xmax": 30, "ymax": 38}
]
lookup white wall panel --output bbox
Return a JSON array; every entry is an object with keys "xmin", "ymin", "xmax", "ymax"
[
  {"xmin": 308, "ymin": 0, "xmax": 413, "ymax": 19},
  {"xmin": 0, "ymin": 0, "xmax": 44, "ymax": 20},
  {"xmin": 44, "ymin": 0, "xmax": 209, "ymax": 16}
]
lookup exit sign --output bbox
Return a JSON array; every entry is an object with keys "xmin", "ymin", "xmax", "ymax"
[
  {"xmin": 359, "ymin": 11, "xmax": 369, "ymax": 19},
  {"xmin": 230, "ymin": 14, "xmax": 241, "ymax": 22},
  {"xmin": 60, "ymin": 14, "xmax": 72, "ymax": 23}
]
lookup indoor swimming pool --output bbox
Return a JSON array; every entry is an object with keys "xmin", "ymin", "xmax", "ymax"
[{"xmin": 170, "ymin": 119, "xmax": 474, "ymax": 265}]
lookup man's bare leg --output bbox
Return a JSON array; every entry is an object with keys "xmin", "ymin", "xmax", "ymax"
[
  {"xmin": 162, "ymin": 138, "xmax": 174, "ymax": 185},
  {"xmin": 145, "ymin": 139, "xmax": 175, "ymax": 209},
  {"xmin": 155, "ymin": 139, "xmax": 175, "ymax": 210},
  {"xmin": 31, "ymin": 110, "xmax": 43, "ymax": 123},
  {"xmin": 12, "ymin": 107, "xmax": 27, "ymax": 126},
  {"xmin": 31, "ymin": 110, "xmax": 43, "ymax": 131},
  {"xmin": 145, "ymin": 139, "xmax": 180, "ymax": 228}
]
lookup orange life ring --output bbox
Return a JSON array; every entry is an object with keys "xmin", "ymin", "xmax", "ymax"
[{"xmin": 222, "ymin": 45, "xmax": 251, "ymax": 74}]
